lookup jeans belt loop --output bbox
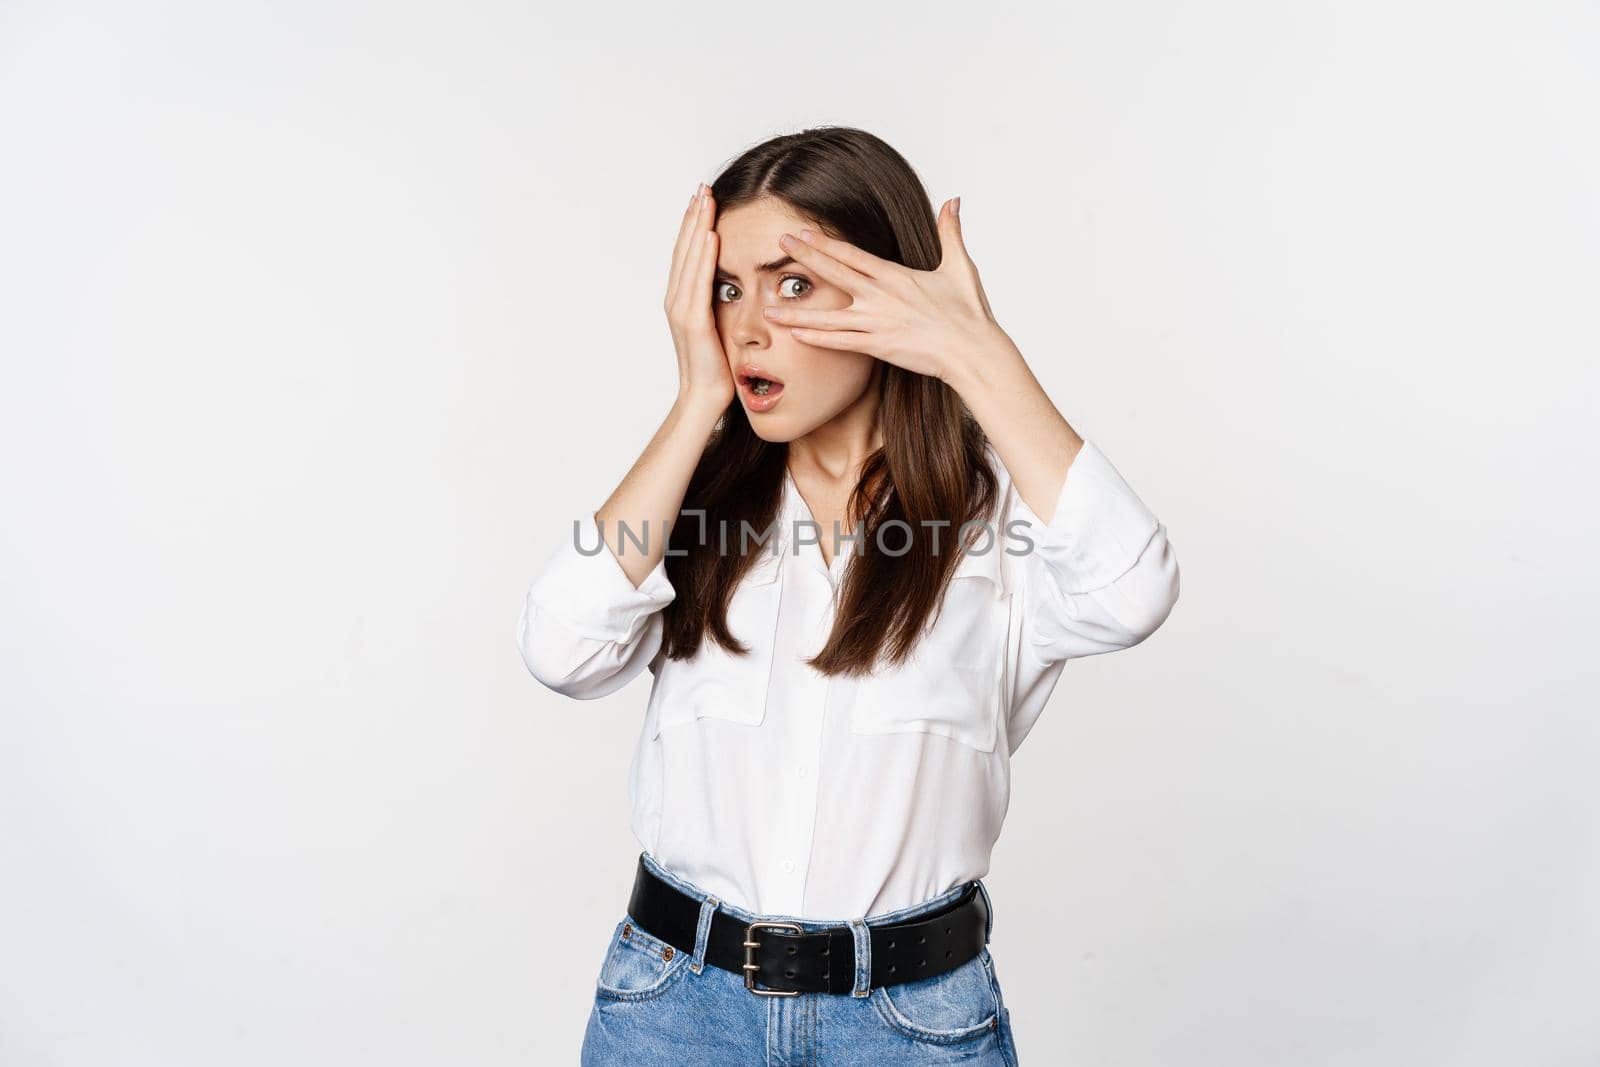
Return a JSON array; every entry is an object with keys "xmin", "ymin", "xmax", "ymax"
[
  {"xmin": 692, "ymin": 896, "xmax": 718, "ymax": 974},
  {"xmin": 849, "ymin": 917, "xmax": 871, "ymax": 998}
]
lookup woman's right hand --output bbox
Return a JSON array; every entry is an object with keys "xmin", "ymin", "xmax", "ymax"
[{"xmin": 664, "ymin": 184, "xmax": 735, "ymax": 411}]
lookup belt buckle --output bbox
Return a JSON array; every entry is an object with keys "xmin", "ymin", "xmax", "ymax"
[{"xmin": 742, "ymin": 920, "xmax": 804, "ymax": 996}]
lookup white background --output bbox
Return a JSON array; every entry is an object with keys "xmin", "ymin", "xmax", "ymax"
[{"xmin": 2, "ymin": 1, "xmax": 1596, "ymax": 1064}]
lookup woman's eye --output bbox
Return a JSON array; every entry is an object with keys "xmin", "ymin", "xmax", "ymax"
[{"xmin": 714, "ymin": 277, "xmax": 808, "ymax": 303}]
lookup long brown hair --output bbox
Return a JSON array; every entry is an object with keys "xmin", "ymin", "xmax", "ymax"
[{"xmin": 662, "ymin": 126, "xmax": 998, "ymax": 676}]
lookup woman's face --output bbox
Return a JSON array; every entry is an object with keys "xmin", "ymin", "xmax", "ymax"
[{"xmin": 712, "ymin": 197, "xmax": 879, "ymax": 443}]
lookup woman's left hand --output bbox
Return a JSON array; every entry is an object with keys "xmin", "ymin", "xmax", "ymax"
[{"xmin": 764, "ymin": 197, "xmax": 1016, "ymax": 384}]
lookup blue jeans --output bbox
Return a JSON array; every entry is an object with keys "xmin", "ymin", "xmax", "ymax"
[{"xmin": 581, "ymin": 851, "xmax": 1021, "ymax": 1065}]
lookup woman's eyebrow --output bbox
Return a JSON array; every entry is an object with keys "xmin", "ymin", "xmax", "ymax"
[{"xmin": 714, "ymin": 255, "xmax": 799, "ymax": 283}]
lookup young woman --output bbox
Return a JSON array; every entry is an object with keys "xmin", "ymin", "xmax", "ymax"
[{"xmin": 518, "ymin": 126, "xmax": 1180, "ymax": 1065}]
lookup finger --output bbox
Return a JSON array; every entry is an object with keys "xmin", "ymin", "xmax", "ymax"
[
  {"xmin": 937, "ymin": 197, "xmax": 995, "ymax": 317},
  {"xmin": 779, "ymin": 231, "xmax": 872, "ymax": 294},
  {"xmin": 786, "ymin": 325, "xmax": 873, "ymax": 351},
  {"xmin": 935, "ymin": 197, "xmax": 970, "ymax": 271},
  {"xmin": 667, "ymin": 188, "xmax": 709, "ymax": 306},
  {"xmin": 790, "ymin": 227, "xmax": 897, "ymax": 280},
  {"xmin": 679, "ymin": 222, "xmax": 718, "ymax": 323},
  {"xmin": 761, "ymin": 305, "xmax": 863, "ymax": 331},
  {"xmin": 667, "ymin": 189, "xmax": 708, "ymax": 305}
]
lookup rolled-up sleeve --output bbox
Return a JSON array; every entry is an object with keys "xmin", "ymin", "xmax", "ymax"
[
  {"xmin": 516, "ymin": 511, "xmax": 677, "ymax": 699},
  {"xmin": 1011, "ymin": 440, "xmax": 1180, "ymax": 663}
]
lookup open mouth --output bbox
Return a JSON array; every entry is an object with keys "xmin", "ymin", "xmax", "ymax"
[{"xmin": 737, "ymin": 366, "xmax": 786, "ymax": 408}]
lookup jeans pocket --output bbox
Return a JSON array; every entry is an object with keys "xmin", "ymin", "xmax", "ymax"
[
  {"xmin": 593, "ymin": 915, "xmax": 691, "ymax": 1002},
  {"xmin": 869, "ymin": 946, "xmax": 1003, "ymax": 1044}
]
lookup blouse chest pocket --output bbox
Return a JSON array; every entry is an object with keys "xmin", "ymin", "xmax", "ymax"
[
  {"xmin": 849, "ymin": 573, "xmax": 1009, "ymax": 754},
  {"xmin": 649, "ymin": 549, "xmax": 783, "ymax": 738}
]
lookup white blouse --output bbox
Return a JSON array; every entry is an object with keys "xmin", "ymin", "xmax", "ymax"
[{"xmin": 516, "ymin": 439, "xmax": 1179, "ymax": 920}]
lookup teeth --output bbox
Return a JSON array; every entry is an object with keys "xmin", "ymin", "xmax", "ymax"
[{"xmin": 752, "ymin": 378, "xmax": 771, "ymax": 396}]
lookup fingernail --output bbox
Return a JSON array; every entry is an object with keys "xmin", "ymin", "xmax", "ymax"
[
  {"xmin": 797, "ymin": 228, "xmax": 815, "ymax": 243},
  {"xmin": 953, "ymin": 196, "xmax": 961, "ymax": 216}
]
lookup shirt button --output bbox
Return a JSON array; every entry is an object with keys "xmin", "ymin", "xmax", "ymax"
[{"xmin": 781, "ymin": 858, "xmax": 795, "ymax": 873}]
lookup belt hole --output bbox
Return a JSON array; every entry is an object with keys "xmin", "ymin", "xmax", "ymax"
[{"xmin": 787, "ymin": 945, "xmax": 796, "ymax": 955}]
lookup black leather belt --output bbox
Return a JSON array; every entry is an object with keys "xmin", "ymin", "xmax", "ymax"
[{"xmin": 624, "ymin": 853, "xmax": 989, "ymax": 996}]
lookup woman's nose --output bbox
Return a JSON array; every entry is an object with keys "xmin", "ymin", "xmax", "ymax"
[{"xmin": 732, "ymin": 299, "xmax": 772, "ymax": 346}]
